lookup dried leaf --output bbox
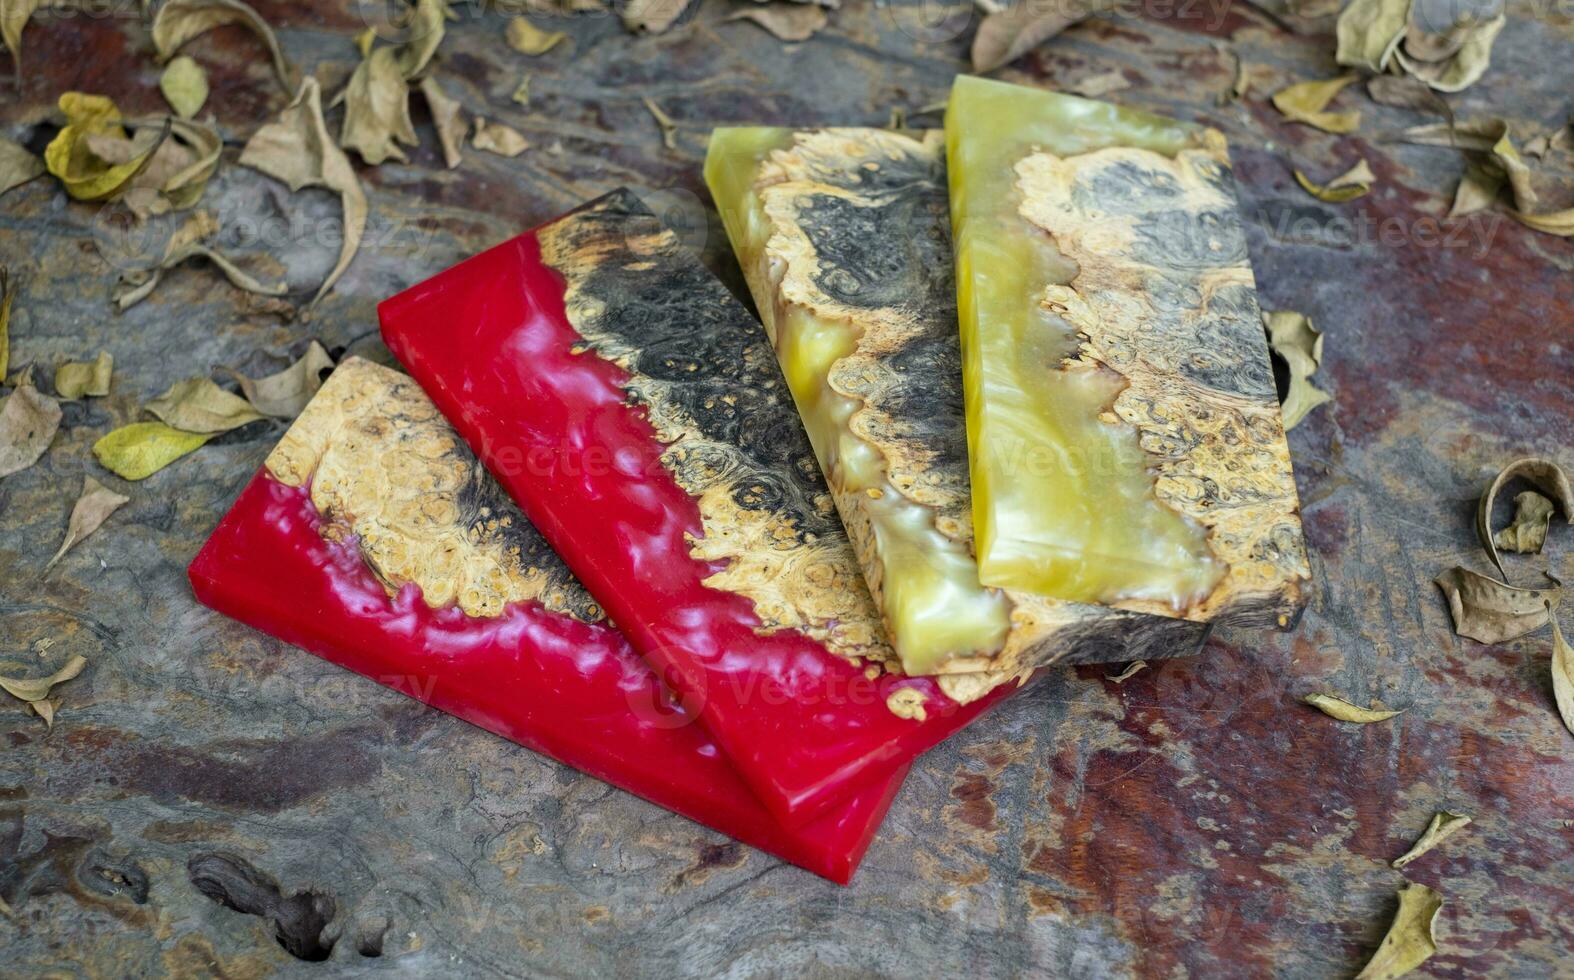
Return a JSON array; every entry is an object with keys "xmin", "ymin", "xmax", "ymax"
[
  {"xmin": 54, "ymin": 350, "xmax": 112, "ymax": 399},
  {"xmin": 1366, "ymin": 75, "xmax": 1451, "ymax": 122},
  {"xmin": 44, "ymin": 475, "xmax": 129, "ymax": 572},
  {"xmin": 643, "ymin": 96, "xmax": 676, "ymax": 150},
  {"xmin": 1355, "ymin": 882, "xmax": 1442, "ymax": 980},
  {"xmin": 971, "ymin": 0, "xmax": 1108, "ymax": 74},
  {"xmin": 239, "ymin": 77, "xmax": 367, "ymax": 306},
  {"xmin": 224, "ymin": 340, "xmax": 334, "ymax": 417},
  {"xmin": 0, "ymin": 654, "xmax": 86, "ymax": 703},
  {"xmin": 1295, "ymin": 159, "xmax": 1375, "ymax": 203},
  {"xmin": 1446, "ymin": 161, "xmax": 1502, "ymax": 219},
  {"xmin": 1106, "ymin": 660, "xmax": 1147, "ymax": 683},
  {"xmin": 1435, "ymin": 566, "xmax": 1560, "ymax": 643},
  {"xmin": 1486, "ymin": 126, "xmax": 1537, "ymax": 211},
  {"xmin": 152, "ymin": 0, "xmax": 294, "ymax": 95},
  {"xmin": 1066, "ymin": 69, "xmax": 1129, "ymax": 99},
  {"xmin": 93, "ymin": 421, "xmax": 211, "ymax": 480},
  {"xmin": 1303, "ymin": 693, "xmax": 1403, "ymax": 723},
  {"xmin": 340, "ymin": 45, "xmax": 418, "ymax": 165},
  {"xmin": 1394, "ymin": 15, "xmax": 1504, "ymax": 93},
  {"xmin": 472, "ymin": 117, "xmax": 530, "ymax": 157},
  {"xmin": 1392, "ymin": 811, "xmax": 1472, "ymax": 869},
  {"xmin": 30, "ymin": 696, "xmax": 57, "ymax": 728},
  {"xmin": 1493, "ymin": 491, "xmax": 1555, "ymax": 555},
  {"xmin": 0, "ymin": 383, "xmax": 61, "ymax": 478},
  {"xmin": 394, "ymin": 0, "xmax": 447, "ymax": 79},
  {"xmin": 1, "ymin": 0, "xmax": 49, "ymax": 76},
  {"xmin": 159, "ymin": 55, "xmax": 209, "ymax": 118},
  {"xmin": 1272, "ymin": 75, "xmax": 1361, "ymax": 134},
  {"xmin": 1475, "ymin": 458, "xmax": 1573, "ymax": 581},
  {"xmin": 0, "ymin": 136, "xmax": 45, "ymax": 198},
  {"xmin": 420, "ymin": 76, "xmax": 464, "ymax": 169},
  {"xmin": 1552, "ymin": 606, "xmax": 1574, "ymax": 738},
  {"xmin": 727, "ymin": 3, "xmax": 827, "ymax": 41},
  {"xmin": 1265, "ymin": 310, "xmax": 1330, "ymax": 430},
  {"xmin": 1509, "ymin": 207, "xmax": 1574, "ymax": 237},
  {"xmin": 511, "ymin": 74, "xmax": 532, "ymax": 107},
  {"xmin": 353, "ymin": 26, "xmax": 375, "ymax": 58},
  {"xmin": 146, "ymin": 376, "xmax": 266, "ymax": 434},
  {"xmin": 114, "ymin": 210, "xmax": 286, "ymax": 310},
  {"xmin": 622, "ymin": 0, "xmax": 695, "ymax": 34},
  {"xmin": 44, "ymin": 94, "xmax": 171, "ymax": 202},
  {"xmin": 1335, "ymin": 0, "xmax": 1409, "ymax": 72},
  {"xmin": 1398, "ymin": 118, "xmax": 1502, "ymax": 152},
  {"xmin": 506, "ymin": 15, "xmax": 566, "ymax": 55}
]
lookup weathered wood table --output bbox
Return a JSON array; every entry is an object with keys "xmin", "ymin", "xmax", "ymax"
[{"xmin": 2, "ymin": 2, "xmax": 1570, "ymax": 975}]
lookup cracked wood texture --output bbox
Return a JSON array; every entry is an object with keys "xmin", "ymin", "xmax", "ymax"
[{"xmin": 1, "ymin": 2, "xmax": 1571, "ymax": 977}]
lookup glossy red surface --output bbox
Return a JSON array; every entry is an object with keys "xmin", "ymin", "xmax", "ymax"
[
  {"xmin": 188, "ymin": 473, "xmax": 905, "ymax": 885},
  {"xmin": 380, "ymin": 197, "xmax": 1020, "ymax": 826}
]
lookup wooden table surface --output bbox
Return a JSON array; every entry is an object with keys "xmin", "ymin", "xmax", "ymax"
[{"xmin": 2, "ymin": 2, "xmax": 1571, "ymax": 976}]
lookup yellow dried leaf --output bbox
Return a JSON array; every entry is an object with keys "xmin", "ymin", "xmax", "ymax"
[
  {"xmin": 1392, "ymin": 811, "xmax": 1471, "ymax": 869},
  {"xmin": 511, "ymin": 74, "xmax": 532, "ymax": 107},
  {"xmin": 0, "ymin": 654, "xmax": 86, "ymax": 703},
  {"xmin": 1435, "ymin": 566, "xmax": 1560, "ymax": 644},
  {"xmin": 44, "ymin": 475, "xmax": 129, "ymax": 572},
  {"xmin": 239, "ymin": 77, "xmax": 366, "ymax": 307},
  {"xmin": 93, "ymin": 421, "xmax": 211, "ymax": 480},
  {"xmin": 1394, "ymin": 15, "xmax": 1505, "ymax": 93},
  {"xmin": 643, "ymin": 96, "xmax": 676, "ymax": 150},
  {"xmin": 353, "ymin": 26, "xmax": 375, "ymax": 58},
  {"xmin": 0, "ymin": 382, "xmax": 61, "ymax": 478},
  {"xmin": 1295, "ymin": 159, "xmax": 1375, "ymax": 203},
  {"xmin": 152, "ymin": 0, "xmax": 295, "ymax": 95},
  {"xmin": 44, "ymin": 94, "xmax": 171, "ymax": 202},
  {"xmin": 340, "ymin": 45, "xmax": 417, "ymax": 165},
  {"xmin": 420, "ymin": 76, "xmax": 464, "ymax": 169},
  {"xmin": 1265, "ymin": 310, "xmax": 1331, "ymax": 430},
  {"xmin": 1303, "ymin": 693, "xmax": 1403, "ymax": 723},
  {"xmin": 1494, "ymin": 491, "xmax": 1555, "ymax": 555},
  {"xmin": 1272, "ymin": 76, "xmax": 1361, "ymax": 134},
  {"xmin": 146, "ymin": 376, "xmax": 266, "ymax": 434},
  {"xmin": 506, "ymin": 16, "xmax": 566, "ymax": 55},
  {"xmin": 394, "ymin": 0, "xmax": 446, "ymax": 79},
  {"xmin": 54, "ymin": 350, "xmax": 112, "ymax": 399},
  {"xmin": 886, "ymin": 686, "xmax": 928, "ymax": 721},
  {"xmin": 159, "ymin": 55, "xmax": 209, "ymax": 118},
  {"xmin": 1552, "ymin": 605, "xmax": 1574, "ymax": 738},
  {"xmin": 472, "ymin": 117, "xmax": 529, "ymax": 157},
  {"xmin": 0, "ymin": 136, "xmax": 44, "ymax": 198},
  {"xmin": 1335, "ymin": 0, "xmax": 1410, "ymax": 73},
  {"xmin": 1475, "ymin": 458, "xmax": 1572, "ymax": 582},
  {"xmin": 1355, "ymin": 882, "xmax": 1442, "ymax": 980},
  {"xmin": 225, "ymin": 340, "xmax": 334, "ymax": 418},
  {"xmin": 727, "ymin": 3, "xmax": 827, "ymax": 42}
]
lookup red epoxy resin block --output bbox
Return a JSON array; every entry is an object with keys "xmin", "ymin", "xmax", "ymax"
[
  {"xmin": 381, "ymin": 191, "xmax": 1023, "ymax": 826},
  {"xmin": 188, "ymin": 358, "xmax": 903, "ymax": 884}
]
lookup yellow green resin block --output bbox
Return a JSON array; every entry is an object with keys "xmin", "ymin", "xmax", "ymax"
[
  {"xmin": 947, "ymin": 75, "xmax": 1309, "ymax": 628},
  {"xmin": 705, "ymin": 126, "xmax": 1210, "ymax": 679}
]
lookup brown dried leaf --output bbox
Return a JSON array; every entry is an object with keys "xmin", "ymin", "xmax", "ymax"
[
  {"xmin": 1434, "ymin": 566, "xmax": 1560, "ymax": 644},
  {"xmin": 1392, "ymin": 811, "xmax": 1471, "ymax": 869},
  {"xmin": 0, "ymin": 654, "xmax": 86, "ymax": 703},
  {"xmin": 0, "ymin": 382, "xmax": 61, "ymax": 478},
  {"xmin": 30, "ymin": 696, "xmax": 57, "ymax": 728},
  {"xmin": 420, "ymin": 76, "xmax": 465, "ymax": 169},
  {"xmin": 1366, "ymin": 75, "xmax": 1451, "ymax": 122},
  {"xmin": 1398, "ymin": 118, "xmax": 1502, "ymax": 151},
  {"xmin": 1303, "ymin": 693, "xmax": 1403, "ymax": 723},
  {"xmin": 0, "ymin": 136, "xmax": 45, "ymax": 198},
  {"xmin": 1394, "ymin": 14, "xmax": 1504, "ymax": 93},
  {"xmin": 1475, "ymin": 458, "xmax": 1572, "ymax": 581},
  {"xmin": 340, "ymin": 45, "xmax": 417, "ymax": 165},
  {"xmin": 1272, "ymin": 75, "xmax": 1361, "ymax": 134},
  {"xmin": 1295, "ymin": 159, "xmax": 1375, "ymax": 203},
  {"xmin": 44, "ymin": 94, "xmax": 171, "ymax": 202},
  {"xmin": 54, "ymin": 350, "xmax": 112, "ymax": 399},
  {"xmin": 239, "ymin": 77, "xmax": 367, "ymax": 306},
  {"xmin": 44, "ymin": 475, "xmax": 129, "ymax": 572},
  {"xmin": 1552, "ymin": 605, "xmax": 1574, "ymax": 738},
  {"xmin": 1355, "ymin": 882, "xmax": 1442, "ymax": 980},
  {"xmin": 727, "ymin": 3, "xmax": 827, "ymax": 41},
  {"xmin": 472, "ymin": 117, "xmax": 530, "ymax": 157},
  {"xmin": 159, "ymin": 55, "xmax": 209, "ymax": 118},
  {"xmin": 1493, "ymin": 491, "xmax": 1555, "ymax": 555},
  {"xmin": 93, "ymin": 421, "xmax": 211, "ymax": 480},
  {"xmin": 115, "ymin": 210, "xmax": 286, "ymax": 310},
  {"xmin": 1336, "ymin": 0, "xmax": 1409, "ymax": 71},
  {"xmin": 971, "ymin": 1, "xmax": 1108, "ymax": 74},
  {"xmin": 622, "ymin": 0, "xmax": 694, "ymax": 34},
  {"xmin": 1265, "ymin": 310, "xmax": 1330, "ymax": 430},
  {"xmin": 146, "ymin": 376, "xmax": 266, "ymax": 434},
  {"xmin": 152, "ymin": 0, "xmax": 294, "ymax": 95},
  {"xmin": 506, "ymin": 15, "xmax": 566, "ymax": 54},
  {"xmin": 225, "ymin": 340, "xmax": 334, "ymax": 418},
  {"xmin": 642, "ymin": 96, "xmax": 677, "ymax": 150}
]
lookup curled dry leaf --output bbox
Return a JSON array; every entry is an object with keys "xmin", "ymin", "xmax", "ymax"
[
  {"xmin": 1355, "ymin": 882, "xmax": 1442, "ymax": 980},
  {"xmin": 54, "ymin": 350, "xmax": 113, "ymax": 399},
  {"xmin": 1303, "ymin": 693, "xmax": 1403, "ymax": 723},
  {"xmin": 1336, "ymin": 0, "xmax": 1410, "ymax": 72},
  {"xmin": 99, "ymin": 117, "xmax": 226, "ymax": 219},
  {"xmin": 1106, "ymin": 660, "xmax": 1147, "ymax": 683},
  {"xmin": 506, "ymin": 15, "xmax": 566, "ymax": 55},
  {"xmin": 239, "ymin": 77, "xmax": 367, "ymax": 307},
  {"xmin": 152, "ymin": 0, "xmax": 295, "ymax": 95},
  {"xmin": 1295, "ymin": 159, "xmax": 1376, "ymax": 203},
  {"xmin": 1392, "ymin": 810, "xmax": 1471, "ymax": 869},
  {"xmin": 44, "ymin": 475, "xmax": 129, "ymax": 572},
  {"xmin": 225, "ymin": 340, "xmax": 334, "ymax": 418},
  {"xmin": 115, "ymin": 210, "xmax": 286, "ymax": 311},
  {"xmin": 0, "ymin": 383, "xmax": 61, "ymax": 478},
  {"xmin": 623, "ymin": 0, "xmax": 695, "ymax": 34},
  {"xmin": 1447, "ymin": 161, "xmax": 1502, "ymax": 219},
  {"xmin": 1398, "ymin": 118, "xmax": 1502, "ymax": 152},
  {"xmin": 1394, "ymin": 14, "xmax": 1505, "ymax": 93},
  {"xmin": 971, "ymin": 0, "xmax": 1108, "ymax": 74},
  {"xmin": 394, "ymin": 0, "xmax": 447, "ymax": 79},
  {"xmin": 30, "ymin": 697, "xmax": 58, "ymax": 728},
  {"xmin": 93, "ymin": 421, "xmax": 211, "ymax": 480},
  {"xmin": 1434, "ymin": 566, "xmax": 1559, "ymax": 644},
  {"xmin": 1272, "ymin": 76, "xmax": 1361, "ymax": 134},
  {"xmin": 45, "ymin": 94, "xmax": 170, "ymax": 202},
  {"xmin": 1551, "ymin": 605, "xmax": 1574, "ymax": 738},
  {"xmin": 885, "ymin": 686, "xmax": 927, "ymax": 722},
  {"xmin": 1475, "ymin": 458, "xmax": 1572, "ymax": 581},
  {"xmin": 1265, "ymin": 310, "xmax": 1331, "ymax": 430},
  {"xmin": 727, "ymin": 3, "xmax": 827, "ymax": 41},
  {"xmin": 145, "ymin": 376, "xmax": 266, "ymax": 434},
  {"xmin": 643, "ymin": 96, "xmax": 677, "ymax": 150},
  {"xmin": 1494, "ymin": 491, "xmax": 1555, "ymax": 555},
  {"xmin": 0, "ymin": 654, "xmax": 86, "ymax": 703},
  {"xmin": 0, "ymin": 136, "xmax": 45, "ymax": 198},
  {"xmin": 420, "ymin": 76, "xmax": 465, "ymax": 169},
  {"xmin": 472, "ymin": 117, "xmax": 529, "ymax": 157},
  {"xmin": 159, "ymin": 55, "xmax": 209, "ymax": 119},
  {"xmin": 340, "ymin": 45, "xmax": 418, "ymax": 165}
]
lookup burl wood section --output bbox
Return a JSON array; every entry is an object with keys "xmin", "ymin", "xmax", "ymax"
[
  {"xmin": 1018, "ymin": 134, "xmax": 1311, "ymax": 629},
  {"xmin": 743, "ymin": 128, "xmax": 1209, "ymax": 678},
  {"xmin": 1, "ymin": 4, "xmax": 1569, "ymax": 977}
]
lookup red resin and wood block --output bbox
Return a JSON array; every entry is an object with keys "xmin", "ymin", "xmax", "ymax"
[
  {"xmin": 380, "ymin": 191, "xmax": 1024, "ymax": 827},
  {"xmin": 188, "ymin": 357, "xmax": 905, "ymax": 884}
]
